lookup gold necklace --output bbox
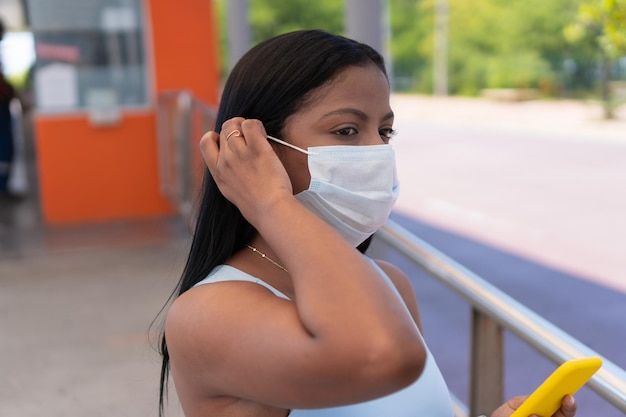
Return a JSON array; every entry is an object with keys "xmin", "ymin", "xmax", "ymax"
[{"xmin": 246, "ymin": 245, "xmax": 288, "ymax": 272}]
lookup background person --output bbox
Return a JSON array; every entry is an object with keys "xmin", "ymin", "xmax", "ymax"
[{"xmin": 0, "ymin": 17, "xmax": 15, "ymax": 197}]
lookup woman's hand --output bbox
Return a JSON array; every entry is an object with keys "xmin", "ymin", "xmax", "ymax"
[
  {"xmin": 199, "ymin": 118, "xmax": 293, "ymax": 223},
  {"xmin": 490, "ymin": 395, "xmax": 577, "ymax": 417}
]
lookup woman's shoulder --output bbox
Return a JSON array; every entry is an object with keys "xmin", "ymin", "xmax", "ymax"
[
  {"xmin": 373, "ymin": 259, "xmax": 423, "ymax": 332},
  {"xmin": 166, "ymin": 267, "xmax": 287, "ymax": 350},
  {"xmin": 168, "ymin": 266, "xmax": 286, "ymax": 325},
  {"xmin": 164, "ymin": 266, "xmax": 294, "ymax": 390}
]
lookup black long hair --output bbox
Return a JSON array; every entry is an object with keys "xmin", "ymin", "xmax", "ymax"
[{"xmin": 157, "ymin": 29, "xmax": 386, "ymax": 415}]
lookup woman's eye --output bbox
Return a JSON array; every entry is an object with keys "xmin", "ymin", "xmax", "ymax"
[
  {"xmin": 379, "ymin": 128, "xmax": 397, "ymax": 142},
  {"xmin": 334, "ymin": 127, "xmax": 358, "ymax": 136}
]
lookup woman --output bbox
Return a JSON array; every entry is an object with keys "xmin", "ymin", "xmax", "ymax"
[{"xmin": 157, "ymin": 30, "xmax": 577, "ymax": 417}]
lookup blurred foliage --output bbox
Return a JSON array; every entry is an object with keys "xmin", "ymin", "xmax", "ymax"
[
  {"xmin": 248, "ymin": 0, "xmax": 344, "ymax": 42},
  {"xmin": 564, "ymin": 0, "xmax": 626, "ymax": 117},
  {"xmin": 565, "ymin": 0, "xmax": 626, "ymax": 58},
  {"xmin": 215, "ymin": 0, "xmax": 344, "ymax": 79},
  {"xmin": 215, "ymin": 0, "xmax": 625, "ymax": 99},
  {"xmin": 405, "ymin": 0, "xmax": 588, "ymax": 95}
]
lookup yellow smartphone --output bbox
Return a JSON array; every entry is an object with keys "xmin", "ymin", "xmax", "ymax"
[{"xmin": 511, "ymin": 357, "xmax": 602, "ymax": 417}]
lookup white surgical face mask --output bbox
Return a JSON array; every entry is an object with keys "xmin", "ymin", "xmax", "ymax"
[{"xmin": 268, "ymin": 135, "xmax": 399, "ymax": 247}]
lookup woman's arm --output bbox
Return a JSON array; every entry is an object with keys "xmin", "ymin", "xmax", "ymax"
[{"xmin": 166, "ymin": 118, "xmax": 426, "ymax": 409}]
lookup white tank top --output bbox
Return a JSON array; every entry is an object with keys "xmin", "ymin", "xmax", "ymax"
[{"xmin": 195, "ymin": 260, "xmax": 455, "ymax": 417}]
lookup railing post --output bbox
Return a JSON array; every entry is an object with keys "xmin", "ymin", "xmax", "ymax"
[
  {"xmin": 470, "ymin": 308, "xmax": 504, "ymax": 416},
  {"xmin": 376, "ymin": 221, "xmax": 626, "ymax": 414},
  {"xmin": 156, "ymin": 94, "xmax": 172, "ymax": 199},
  {"xmin": 175, "ymin": 91, "xmax": 193, "ymax": 219}
]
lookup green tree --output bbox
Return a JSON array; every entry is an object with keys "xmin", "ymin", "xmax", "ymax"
[
  {"xmin": 215, "ymin": 0, "xmax": 343, "ymax": 79},
  {"xmin": 216, "ymin": 0, "xmax": 607, "ymax": 101},
  {"xmin": 565, "ymin": 0, "xmax": 626, "ymax": 118},
  {"xmin": 249, "ymin": 0, "xmax": 344, "ymax": 44},
  {"xmin": 390, "ymin": 0, "xmax": 587, "ymax": 96},
  {"xmin": 389, "ymin": 0, "xmax": 431, "ymax": 91},
  {"xmin": 459, "ymin": 0, "xmax": 575, "ymax": 94}
]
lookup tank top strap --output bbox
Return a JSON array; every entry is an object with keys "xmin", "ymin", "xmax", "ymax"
[
  {"xmin": 194, "ymin": 264, "xmax": 290, "ymax": 300},
  {"xmin": 196, "ymin": 258, "xmax": 389, "ymax": 302}
]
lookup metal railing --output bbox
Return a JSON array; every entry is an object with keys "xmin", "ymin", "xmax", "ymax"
[
  {"xmin": 377, "ymin": 219, "xmax": 626, "ymax": 417},
  {"xmin": 155, "ymin": 90, "xmax": 626, "ymax": 416},
  {"xmin": 156, "ymin": 90, "xmax": 216, "ymax": 226},
  {"xmin": 7, "ymin": 97, "xmax": 28, "ymax": 195}
]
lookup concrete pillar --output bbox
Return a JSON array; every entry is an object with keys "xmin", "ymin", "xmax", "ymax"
[
  {"xmin": 345, "ymin": 0, "xmax": 383, "ymax": 53},
  {"xmin": 345, "ymin": 0, "xmax": 392, "ymax": 84},
  {"xmin": 433, "ymin": 0, "xmax": 449, "ymax": 96},
  {"xmin": 226, "ymin": 0, "xmax": 251, "ymax": 70}
]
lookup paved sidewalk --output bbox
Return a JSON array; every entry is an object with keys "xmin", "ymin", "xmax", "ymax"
[
  {"xmin": 0, "ymin": 220, "xmax": 189, "ymax": 417},
  {"xmin": 391, "ymin": 94, "xmax": 626, "ymax": 143}
]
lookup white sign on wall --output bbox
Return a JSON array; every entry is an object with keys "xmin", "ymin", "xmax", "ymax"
[{"xmin": 34, "ymin": 63, "xmax": 78, "ymax": 110}]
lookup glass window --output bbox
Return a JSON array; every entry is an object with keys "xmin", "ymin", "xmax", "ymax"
[{"xmin": 27, "ymin": 0, "xmax": 148, "ymax": 112}]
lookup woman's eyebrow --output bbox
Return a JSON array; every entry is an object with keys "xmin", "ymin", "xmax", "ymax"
[
  {"xmin": 383, "ymin": 111, "xmax": 395, "ymax": 121},
  {"xmin": 320, "ymin": 108, "xmax": 395, "ymax": 121}
]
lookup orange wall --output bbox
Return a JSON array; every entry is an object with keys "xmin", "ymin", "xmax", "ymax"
[
  {"xmin": 34, "ymin": 0, "xmax": 219, "ymax": 225},
  {"xmin": 149, "ymin": 0, "xmax": 220, "ymax": 106},
  {"xmin": 36, "ymin": 113, "xmax": 170, "ymax": 224}
]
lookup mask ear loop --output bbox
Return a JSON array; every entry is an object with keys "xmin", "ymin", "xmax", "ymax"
[{"xmin": 267, "ymin": 135, "xmax": 319, "ymax": 156}]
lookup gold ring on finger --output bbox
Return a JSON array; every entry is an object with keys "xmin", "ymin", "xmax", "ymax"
[{"xmin": 226, "ymin": 129, "xmax": 242, "ymax": 140}]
